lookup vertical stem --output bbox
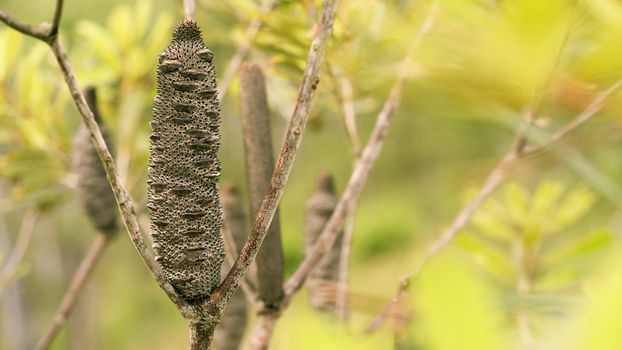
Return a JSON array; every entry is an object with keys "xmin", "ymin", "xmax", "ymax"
[
  {"xmin": 247, "ymin": 313, "xmax": 278, "ymax": 350},
  {"xmin": 0, "ymin": 207, "xmax": 30, "ymax": 350},
  {"xmin": 516, "ymin": 243, "xmax": 535, "ymax": 350},
  {"xmin": 189, "ymin": 321, "xmax": 215, "ymax": 350},
  {"xmin": 183, "ymin": 0, "xmax": 196, "ymax": 21},
  {"xmin": 35, "ymin": 234, "xmax": 111, "ymax": 350},
  {"xmin": 336, "ymin": 206, "xmax": 355, "ymax": 322}
]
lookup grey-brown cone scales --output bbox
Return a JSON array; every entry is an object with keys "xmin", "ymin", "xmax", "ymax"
[{"xmin": 148, "ymin": 20, "xmax": 224, "ymax": 302}]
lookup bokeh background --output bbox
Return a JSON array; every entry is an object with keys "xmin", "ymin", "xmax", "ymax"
[{"xmin": 1, "ymin": 0, "xmax": 622, "ymax": 349}]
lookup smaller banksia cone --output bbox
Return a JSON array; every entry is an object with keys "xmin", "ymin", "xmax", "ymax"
[
  {"xmin": 304, "ymin": 172, "xmax": 343, "ymax": 311},
  {"xmin": 71, "ymin": 86, "xmax": 118, "ymax": 235},
  {"xmin": 240, "ymin": 62, "xmax": 284, "ymax": 308},
  {"xmin": 214, "ymin": 183, "xmax": 249, "ymax": 350}
]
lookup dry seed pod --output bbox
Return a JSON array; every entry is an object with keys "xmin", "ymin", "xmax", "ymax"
[
  {"xmin": 72, "ymin": 86, "xmax": 118, "ymax": 235},
  {"xmin": 304, "ymin": 172, "xmax": 343, "ymax": 311},
  {"xmin": 148, "ymin": 20, "xmax": 224, "ymax": 302},
  {"xmin": 239, "ymin": 62, "xmax": 284, "ymax": 307},
  {"xmin": 214, "ymin": 183, "xmax": 249, "ymax": 350}
]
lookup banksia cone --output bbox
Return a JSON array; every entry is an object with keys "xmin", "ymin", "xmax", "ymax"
[
  {"xmin": 72, "ymin": 86, "xmax": 118, "ymax": 235},
  {"xmin": 239, "ymin": 62, "xmax": 284, "ymax": 307},
  {"xmin": 214, "ymin": 183, "xmax": 249, "ymax": 350},
  {"xmin": 304, "ymin": 172, "xmax": 343, "ymax": 311},
  {"xmin": 148, "ymin": 21, "xmax": 224, "ymax": 302}
]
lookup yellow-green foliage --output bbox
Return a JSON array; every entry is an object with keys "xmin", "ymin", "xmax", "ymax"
[{"xmin": 414, "ymin": 250, "xmax": 508, "ymax": 350}]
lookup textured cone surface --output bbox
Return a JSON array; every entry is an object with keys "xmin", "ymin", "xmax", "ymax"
[
  {"xmin": 148, "ymin": 21, "xmax": 224, "ymax": 302},
  {"xmin": 72, "ymin": 89, "xmax": 118, "ymax": 235},
  {"xmin": 304, "ymin": 173, "xmax": 342, "ymax": 310}
]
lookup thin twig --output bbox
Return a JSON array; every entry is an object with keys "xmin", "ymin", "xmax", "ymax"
[
  {"xmin": 522, "ymin": 79, "xmax": 622, "ymax": 156},
  {"xmin": 48, "ymin": 37, "xmax": 189, "ymax": 312},
  {"xmin": 35, "ymin": 234, "xmax": 111, "ymax": 350},
  {"xmin": 364, "ymin": 78, "xmax": 622, "ymax": 334},
  {"xmin": 516, "ymin": 247, "xmax": 535, "ymax": 350},
  {"xmin": 183, "ymin": 0, "xmax": 196, "ymax": 21},
  {"xmin": 284, "ymin": 76, "xmax": 405, "ymax": 304},
  {"xmin": 283, "ymin": 0, "xmax": 439, "ymax": 307},
  {"xmin": 222, "ymin": 225, "xmax": 259, "ymax": 305},
  {"xmin": 329, "ymin": 1, "xmax": 438, "ymax": 325},
  {"xmin": 217, "ymin": 0, "xmax": 279, "ymax": 101},
  {"xmin": 206, "ymin": 0, "xmax": 340, "ymax": 321},
  {"xmin": 50, "ymin": 0, "xmax": 64, "ymax": 37},
  {"xmin": 0, "ymin": 11, "xmax": 51, "ymax": 40},
  {"xmin": 0, "ymin": 207, "xmax": 39, "ymax": 289},
  {"xmin": 328, "ymin": 67, "xmax": 361, "ymax": 156},
  {"xmin": 0, "ymin": 208, "xmax": 30, "ymax": 350},
  {"xmin": 336, "ymin": 205, "xmax": 355, "ymax": 322},
  {"xmin": 0, "ymin": 1, "xmax": 192, "ymax": 317}
]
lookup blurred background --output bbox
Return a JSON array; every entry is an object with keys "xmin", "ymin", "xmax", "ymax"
[{"xmin": 1, "ymin": 0, "xmax": 622, "ymax": 349}]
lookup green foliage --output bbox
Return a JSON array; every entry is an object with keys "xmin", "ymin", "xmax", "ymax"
[
  {"xmin": 413, "ymin": 250, "xmax": 509, "ymax": 350},
  {"xmin": 458, "ymin": 180, "xmax": 612, "ymax": 346},
  {"xmin": 1, "ymin": 0, "xmax": 622, "ymax": 348}
]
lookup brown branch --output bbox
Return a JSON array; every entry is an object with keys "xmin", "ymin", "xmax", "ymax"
[
  {"xmin": 183, "ymin": 0, "xmax": 196, "ymax": 21},
  {"xmin": 50, "ymin": 0, "xmax": 63, "ymax": 37},
  {"xmin": 221, "ymin": 224, "xmax": 259, "ymax": 304},
  {"xmin": 217, "ymin": 0, "xmax": 279, "ymax": 101},
  {"xmin": 0, "ymin": 11, "xmax": 52, "ymax": 40},
  {"xmin": 336, "ymin": 206, "xmax": 355, "ymax": 322},
  {"xmin": 522, "ymin": 79, "xmax": 622, "ymax": 156},
  {"xmin": 248, "ymin": 312, "xmax": 279, "ymax": 350},
  {"xmin": 0, "ymin": 210, "xmax": 30, "ymax": 350},
  {"xmin": 35, "ymin": 234, "xmax": 111, "ymax": 350},
  {"xmin": 1, "ymin": 0, "xmax": 193, "ymax": 318},
  {"xmin": 47, "ymin": 37, "xmax": 190, "ymax": 313},
  {"xmin": 240, "ymin": 62, "xmax": 285, "ymax": 309},
  {"xmin": 0, "ymin": 207, "xmax": 39, "ymax": 290},
  {"xmin": 206, "ymin": 0, "xmax": 339, "ymax": 321},
  {"xmin": 328, "ymin": 67, "xmax": 361, "ymax": 155},
  {"xmin": 283, "ymin": 75, "xmax": 405, "ymax": 304},
  {"xmin": 364, "ymin": 78, "xmax": 622, "ymax": 334},
  {"xmin": 189, "ymin": 321, "xmax": 215, "ymax": 350}
]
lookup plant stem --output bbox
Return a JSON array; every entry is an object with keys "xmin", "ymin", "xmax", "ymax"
[{"xmin": 35, "ymin": 234, "xmax": 111, "ymax": 350}]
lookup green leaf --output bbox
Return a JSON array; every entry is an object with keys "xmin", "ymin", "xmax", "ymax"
[
  {"xmin": 456, "ymin": 233, "xmax": 515, "ymax": 282},
  {"xmin": 552, "ymin": 187, "xmax": 597, "ymax": 230},
  {"xmin": 540, "ymin": 229, "xmax": 611, "ymax": 269}
]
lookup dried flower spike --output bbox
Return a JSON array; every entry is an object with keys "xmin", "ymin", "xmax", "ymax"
[
  {"xmin": 72, "ymin": 86, "xmax": 118, "ymax": 235},
  {"xmin": 304, "ymin": 172, "xmax": 343, "ymax": 311},
  {"xmin": 148, "ymin": 20, "xmax": 224, "ymax": 302}
]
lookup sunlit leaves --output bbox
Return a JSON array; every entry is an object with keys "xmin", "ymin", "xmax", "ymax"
[
  {"xmin": 414, "ymin": 251, "xmax": 509, "ymax": 350},
  {"xmin": 458, "ymin": 180, "xmax": 610, "ymax": 344},
  {"xmin": 569, "ymin": 243, "xmax": 622, "ymax": 350},
  {"xmin": 75, "ymin": 0, "xmax": 173, "ymax": 84}
]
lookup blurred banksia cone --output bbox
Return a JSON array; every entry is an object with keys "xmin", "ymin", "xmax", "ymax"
[
  {"xmin": 214, "ymin": 183, "xmax": 249, "ymax": 350},
  {"xmin": 240, "ymin": 61, "xmax": 284, "ymax": 307},
  {"xmin": 71, "ymin": 86, "xmax": 118, "ymax": 236},
  {"xmin": 148, "ymin": 20, "xmax": 224, "ymax": 302},
  {"xmin": 304, "ymin": 172, "xmax": 343, "ymax": 311}
]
